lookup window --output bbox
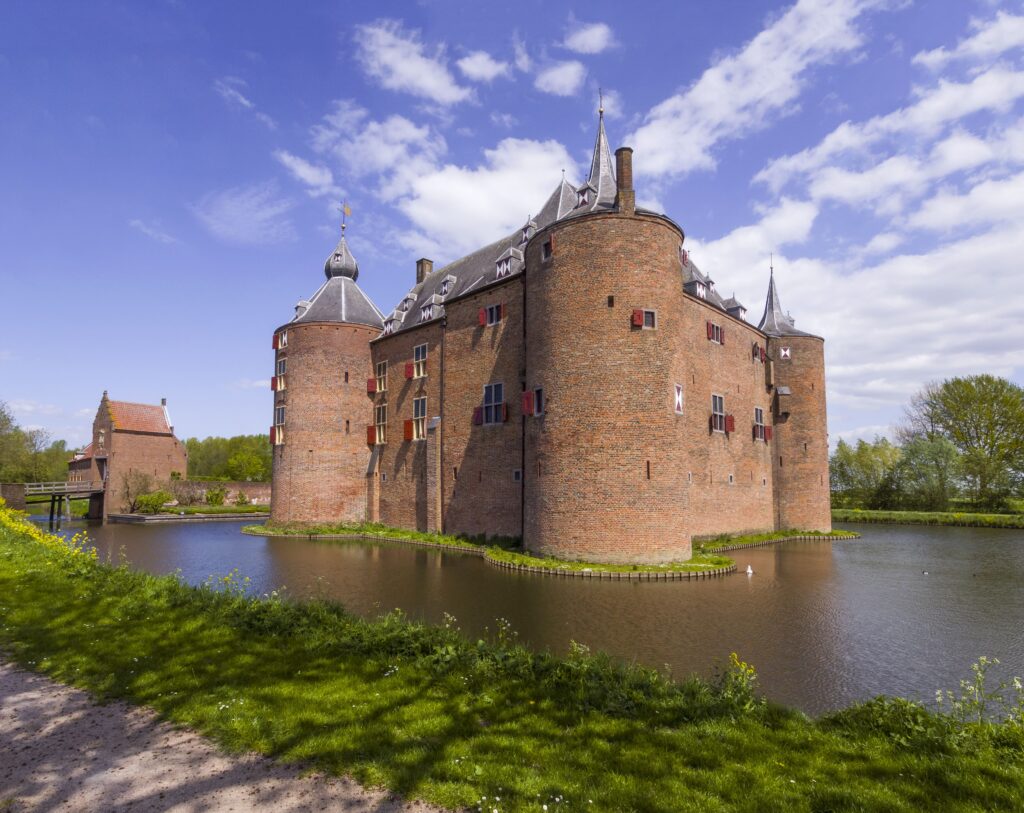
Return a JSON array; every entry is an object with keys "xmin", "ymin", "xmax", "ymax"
[
  {"xmin": 279, "ymin": 330, "xmax": 288, "ymax": 348},
  {"xmin": 375, "ymin": 403, "xmax": 387, "ymax": 445},
  {"xmin": 644, "ymin": 310, "xmax": 656, "ymax": 329},
  {"xmin": 754, "ymin": 407, "xmax": 765, "ymax": 440},
  {"xmin": 534, "ymin": 387, "xmax": 544, "ymax": 416},
  {"xmin": 607, "ymin": 295, "xmax": 614, "ymax": 307},
  {"xmin": 420, "ymin": 304, "xmax": 433, "ymax": 322},
  {"xmin": 345, "ymin": 419, "xmax": 350, "ymax": 434},
  {"xmin": 707, "ymin": 321, "xmax": 723, "ymax": 343},
  {"xmin": 413, "ymin": 344, "xmax": 427, "ymax": 378},
  {"xmin": 276, "ymin": 357, "xmax": 286, "ymax": 376},
  {"xmin": 577, "ymin": 188, "xmax": 589, "ymax": 207},
  {"xmin": 486, "ymin": 304, "xmax": 502, "ymax": 325},
  {"xmin": 674, "ymin": 384, "xmax": 684, "ymax": 415},
  {"xmin": 383, "ymin": 320, "xmax": 395, "ymax": 335},
  {"xmin": 520, "ymin": 225, "xmax": 530, "ymax": 245},
  {"xmin": 542, "ymin": 240, "xmax": 553, "ymax": 261},
  {"xmin": 632, "ymin": 309, "xmax": 657, "ymax": 329},
  {"xmin": 711, "ymin": 394, "xmax": 725, "ymax": 433},
  {"xmin": 512, "ymin": 469, "xmax": 522, "ymax": 483},
  {"xmin": 695, "ymin": 282, "xmax": 707, "ymax": 299},
  {"xmin": 439, "ymin": 279, "xmax": 450, "ymax": 296},
  {"xmin": 496, "ymin": 257, "xmax": 512, "ymax": 278},
  {"xmin": 344, "ymin": 370, "xmax": 349, "ymax": 383},
  {"xmin": 483, "ymin": 382, "xmax": 504, "ymax": 425},
  {"xmin": 376, "ymin": 361, "xmax": 387, "ymax": 392},
  {"xmin": 413, "ymin": 397, "xmax": 426, "ymax": 440},
  {"xmin": 275, "ymin": 406, "xmax": 286, "ymax": 426}
]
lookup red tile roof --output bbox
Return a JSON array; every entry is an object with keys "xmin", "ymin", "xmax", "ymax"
[
  {"xmin": 70, "ymin": 441, "xmax": 94, "ymax": 462},
  {"xmin": 108, "ymin": 400, "xmax": 173, "ymax": 434}
]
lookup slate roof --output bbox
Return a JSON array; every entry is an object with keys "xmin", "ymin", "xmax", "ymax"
[
  {"xmin": 757, "ymin": 271, "xmax": 814, "ymax": 337},
  {"xmin": 287, "ymin": 232, "xmax": 385, "ymax": 329},
  {"xmin": 107, "ymin": 400, "xmax": 174, "ymax": 435}
]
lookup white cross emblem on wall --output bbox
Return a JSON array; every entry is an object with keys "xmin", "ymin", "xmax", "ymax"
[{"xmin": 780, "ymin": 347, "xmax": 791, "ymax": 359}]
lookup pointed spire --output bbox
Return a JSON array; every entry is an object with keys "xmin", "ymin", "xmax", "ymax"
[
  {"xmin": 324, "ymin": 226, "xmax": 359, "ymax": 281},
  {"xmin": 572, "ymin": 105, "xmax": 616, "ymax": 213},
  {"xmin": 757, "ymin": 266, "xmax": 807, "ymax": 336}
]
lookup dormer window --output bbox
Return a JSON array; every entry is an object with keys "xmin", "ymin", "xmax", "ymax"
[
  {"xmin": 577, "ymin": 188, "xmax": 590, "ymax": 207},
  {"xmin": 420, "ymin": 304, "xmax": 433, "ymax": 322},
  {"xmin": 439, "ymin": 279, "xmax": 450, "ymax": 296},
  {"xmin": 696, "ymin": 282, "xmax": 707, "ymax": 299},
  {"xmin": 519, "ymin": 226, "xmax": 530, "ymax": 245},
  {"xmin": 496, "ymin": 257, "xmax": 512, "ymax": 278},
  {"xmin": 383, "ymin": 320, "xmax": 395, "ymax": 335}
]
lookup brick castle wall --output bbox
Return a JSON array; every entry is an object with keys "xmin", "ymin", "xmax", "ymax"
[{"xmin": 270, "ymin": 322, "xmax": 377, "ymax": 524}]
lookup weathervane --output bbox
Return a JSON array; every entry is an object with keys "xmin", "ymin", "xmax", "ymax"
[
  {"xmin": 337, "ymin": 199, "xmax": 352, "ymax": 234},
  {"xmin": 599, "ymin": 87, "xmax": 604, "ymax": 115}
]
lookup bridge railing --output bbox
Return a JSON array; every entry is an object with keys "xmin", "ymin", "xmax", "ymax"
[{"xmin": 24, "ymin": 481, "xmax": 102, "ymax": 495}]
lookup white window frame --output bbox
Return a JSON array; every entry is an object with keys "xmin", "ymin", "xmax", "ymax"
[
  {"xmin": 486, "ymin": 304, "xmax": 502, "ymax": 326},
  {"xmin": 754, "ymin": 407, "xmax": 765, "ymax": 440},
  {"xmin": 483, "ymin": 382, "xmax": 504, "ymax": 425},
  {"xmin": 374, "ymin": 402, "xmax": 387, "ymax": 445},
  {"xmin": 376, "ymin": 360, "xmax": 387, "ymax": 393},
  {"xmin": 710, "ymin": 323, "xmax": 723, "ymax": 344},
  {"xmin": 674, "ymin": 384, "xmax": 684, "ymax": 415},
  {"xmin": 711, "ymin": 394, "xmax": 725, "ymax": 433},
  {"xmin": 642, "ymin": 309, "xmax": 657, "ymax": 329},
  {"xmin": 696, "ymin": 282, "xmax": 707, "ymax": 299},
  {"xmin": 279, "ymin": 330, "xmax": 288, "ymax": 348},
  {"xmin": 439, "ymin": 279, "xmax": 450, "ymax": 296},
  {"xmin": 420, "ymin": 304, "xmax": 433, "ymax": 322},
  {"xmin": 496, "ymin": 257, "xmax": 512, "ymax": 278},
  {"xmin": 577, "ymin": 189, "xmax": 589, "ymax": 207},
  {"xmin": 413, "ymin": 396, "xmax": 427, "ymax": 440},
  {"xmin": 276, "ymin": 357, "xmax": 286, "ymax": 376},
  {"xmin": 413, "ymin": 344, "xmax": 427, "ymax": 378},
  {"xmin": 383, "ymin": 320, "xmax": 395, "ymax": 335},
  {"xmin": 275, "ymin": 406, "xmax": 286, "ymax": 426}
]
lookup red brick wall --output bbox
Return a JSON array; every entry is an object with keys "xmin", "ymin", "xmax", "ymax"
[
  {"xmin": 270, "ymin": 322, "xmax": 377, "ymax": 523},
  {"xmin": 105, "ymin": 430, "xmax": 188, "ymax": 514},
  {"xmin": 441, "ymin": 280, "xmax": 524, "ymax": 539},
  {"xmin": 368, "ymin": 322, "xmax": 443, "ymax": 531},
  {"xmin": 769, "ymin": 335, "xmax": 832, "ymax": 531}
]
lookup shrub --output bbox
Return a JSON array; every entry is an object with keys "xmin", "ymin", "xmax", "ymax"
[
  {"xmin": 205, "ymin": 486, "xmax": 227, "ymax": 506},
  {"xmin": 135, "ymin": 490, "xmax": 173, "ymax": 514},
  {"xmin": 234, "ymin": 490, "xmax": 250, "ymax": 506},
  {"xmin": 169, "ymin": 479, "xmax": 202, "ymax": 506}
]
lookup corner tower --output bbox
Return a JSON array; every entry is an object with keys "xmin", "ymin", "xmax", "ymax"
[
  {"xmin": 523, "ymin": 112, "xmax": 693, "ymax": 564},
  {"xmin": 758, "ymin": 271, "xmax": 831, "ymax": 532},
  {"xmin": 270, "ymin": 227, "xmax": 383, "ymax": 524}
]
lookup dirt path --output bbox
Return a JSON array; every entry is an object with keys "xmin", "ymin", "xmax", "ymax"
[{"xmin": 0, "ymin": 661, "xmax": 442, "ymax": 812}]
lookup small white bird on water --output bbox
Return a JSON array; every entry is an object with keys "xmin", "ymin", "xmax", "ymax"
[{"xmin": 746, "ymin": 565, "xmax": 754, "ymax": 576}]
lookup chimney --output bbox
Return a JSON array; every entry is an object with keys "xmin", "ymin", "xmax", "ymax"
[
  {"xmin": 416, "ymin": 258, "xmax": 434, "ymax": 285},
  {"xmin": 615, "ymin": 147, "xmax": 635, "ymax": 215},
  {"xmin": 161, "ymin": 398, "xmax": 167, "ymax": 406}
]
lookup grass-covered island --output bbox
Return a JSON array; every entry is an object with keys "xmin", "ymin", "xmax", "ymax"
[
  {"xmin": 833, "ymin": 508, "xmax": 1024, "ymax": 529},
  {"xmin": 3, "ymin": 503, "xmax": 1023, "ymax": 811}
]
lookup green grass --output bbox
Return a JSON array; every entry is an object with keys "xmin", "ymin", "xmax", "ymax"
[
  {"xmin": 245, "ymin": 520, "xmax": 521, "ymax": 550},
  {"xmin": 832, "ymin": 509, "xmax": 1024, "ymax": 529},
  {"xmin": 26, "ymin": 498, "xmax": 91, "ymax": 518},
  {"xmin": 696, "ymin": 529, "xmax": 859, "ymax": 552},
  {"xmin": 160, "ymin": 504, "xmax": 270, "ymax": 516},
  {"xmin": 485, "ymin": 547, "xmax": 733, "ymax": 573},
  {"xmin": 1, "ymin": 505, "xmax": 1023, "ymax": 812}
]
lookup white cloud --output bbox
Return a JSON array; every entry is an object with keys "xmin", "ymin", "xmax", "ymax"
[
  {"xmin": 212, "ymin": 76, "xmax": 276, "ymax": 129},
  {"xmin": 913, "ymin": 11, "xmax": 1024, "ymax": 71},
  {"xmin": 8, "ymin": 399, "xmax": 63, "ymax": 417},
  {"xmin": 564, "ymin": 21, "xmax": 616, "ymax": 54},
  {"xmin": 512, "ymin": 34, "xmax": 532, "ymax": 72},
  {"xmin": 191, "ymin": 181, "xmax": 296, "ymax": 245},
  {"xmin": 128, "ymin": 219, "xmax": 176, "ymax": 244},
  {"xmin": 599, "ymin": 89, "xmax": 624, "ymax": 119},
  {"xmin": 233, "ymin": 378, "xmax": 272, "ymax": 390},
  {"xmin": 907, "ymin": 170, "xmax": 1024, "ymax": 232},
  {"xmin": 627, "ymin": 0, "xmax": 880, "ymax": 180},
  {"xmin": 457, "ymin": 50, "xmax": 510, "ymax": 82},
  {"xmin": 534, "ymin": 60, "xmax": 587, "ymax": 96},
  {"xmin": 861, "ymin": 231, "xmax": 904, "ymax": 256},
  {"xmin": 354, "ymin": 19, "xmax": 472, "ymax": 106},
  {"xmin": 490, "ymin": 112, "xmax": 518, "ymax": 129},
  {"xmin": 273, "ymin": 150, "xmax": 340, "ymax": 198},
  {"xmin": 393, "ymin": 138, "xmax": 577, "ymax": 259}
]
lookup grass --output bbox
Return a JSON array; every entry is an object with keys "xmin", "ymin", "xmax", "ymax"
[
  {"xmin": 485, "ymin": 547, "xmax": 733, "ymax": 573},
  {"xmin": 696, "ymin": 528, "xmax": 859, "ymax": 552},
  {"xmin": 1, "ymin": 504, "xmax": 1023, "ymax": 812},
  {"xmin": 26, "ymin": 498, "xmax": 91, "ymax": 518},
  {"xmin": 159, "ymin": 504, "xmax": 270, "ymax": 516},
  {"xmin": 832, "ymin": 509, "xmax": 1024, "ymax": 529}
]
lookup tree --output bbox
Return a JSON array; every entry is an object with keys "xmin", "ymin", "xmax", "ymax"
[
  {"xmin": 121, "ymin": 470, "xmax": 154, "ymax": 513},
  {"xmin": 186, "ymin": 434, "xmax": 271, "ymax": 481},
  {"xmin": 829, "ymin": 438, "xmax": 903, "ymax": 508},
  {"xmin": 226, "ymin": 450, "xmax": 266, "ymax": 481},
  {"xmin": 901, "ymin": 375, "xmax": 1024, "ymax": 510},
  {"xmin": 895, "ymin": 436, "xmax": 961, "ymax": 511}
]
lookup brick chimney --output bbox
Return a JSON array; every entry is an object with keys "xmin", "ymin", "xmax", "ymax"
[
  {"xmin": 161, "ymin": 398, "xmax": 167, "ymax": 406},
  {"xmin": 416, "ymin": 258, "xmax": 433, "ymax": 285},
  {"xmin": 615, "ymin": 147, "xmax": 635, "ymax": 215}
]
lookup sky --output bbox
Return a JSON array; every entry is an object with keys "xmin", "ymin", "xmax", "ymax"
[{"xmin": 2, "ymin": 0, "xmax": 1023, "ymax": 449}]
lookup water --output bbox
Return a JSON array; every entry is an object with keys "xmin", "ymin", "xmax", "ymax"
[{"xmin": 44, "ymin": 518, "xmax": 1024, "ymax": 715}]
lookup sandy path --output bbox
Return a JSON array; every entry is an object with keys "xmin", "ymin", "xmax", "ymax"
[{"xmin": 0, "ymin": 661, "xmax": 444, "ymax": 812}]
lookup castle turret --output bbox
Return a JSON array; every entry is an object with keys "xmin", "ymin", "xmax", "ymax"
[
  {"xmin": 757, "ymin": 270, "xmax": 831, "ymax": 532},
  {"xmin": 270, "ymin": 227, "xmax": 384, "ymax": 524}
]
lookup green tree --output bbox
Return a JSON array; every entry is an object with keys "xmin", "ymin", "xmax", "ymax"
[
  {"xmin": 895, "ymin": 436, "xmax": 961, "ymax": 511},
  {"xmin": 225, "ymin": 449, "xmax": 266, "ymax": 481},
  {"xmin": 829, "ymin": 438, "xmax": 903, "ymax": 508},
  {"xmin": 902, "ymin": 376, "xmax": 1024, "ymax": 510}
]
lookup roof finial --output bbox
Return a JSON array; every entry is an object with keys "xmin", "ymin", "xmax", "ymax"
[
  {"xmin": 599, "ymin": 87, "xmax": 604, "ymax": 116},
  {"xmin": 337, "ymin": 199, "xmax": 352, "ymax": 235},
  {"xmin": 770, "ymin": 252, "xmax": 774, "ymax": 274}
]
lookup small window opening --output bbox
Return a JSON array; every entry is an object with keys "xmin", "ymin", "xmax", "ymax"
[
  {"xmin": 534, "ymin": 387, "xmax": 545, "ymax": 416},
  {"xmin": 779, "ymin": 456, "xmax": 783, "ymax": 467},
  {"xmin": 381, "ymin": 472, "xmax": 387, "ymax": 482},
  {"xmin": 453, "ymin": 467, "xmax": 458, "ymax": 481},
  {"xmin": 478, "ymin": 471, "xmax": 483, "ymax": 482},
  {"xmin": 344, "ymin": 370, "xmax": 349, "ymax": 383},
  {"xmin": 687, "ymin": 472, "xmax": 692, "ymax": 483},
  {"xmin": 542, "ymin": 240, "xmax": 553, "ymax": 261},
  {"xmin": 646, "ymin": 460, "xmax": 651, "ymax": 480},
  {"xmin": 607, "ymin": 295, "xmax": 614, "ymax": 307},
  {"xmin": 643, "ymin": 310, "xmax": 656, "ymax": 329},
  {"xmin": 345, "ymin": 420, "xmax": 350, "ymax": 434},
  {"xmin": 513, "ymin": 469, "xmax": 522, "ymax": 483},
  {"xmin": 728, "ymin": 474, "xmax": 734, "ymax": 485}
]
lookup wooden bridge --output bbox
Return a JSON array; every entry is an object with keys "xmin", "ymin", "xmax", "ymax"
[{"xmin": 6, "ymin": 481, "xmax": 106, "ymax": 526}]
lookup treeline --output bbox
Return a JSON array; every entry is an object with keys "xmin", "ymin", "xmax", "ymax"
[
  {"xmin": 0, "ymin": 401, "xmax": 73, "ymax": 482},
  {"xmin": 831, "ymin": 375, "xmax": 1024, "ymax": 512},
  {"xmin": 185, "ymin": 434, "xmax": 271, "ymax": 482}
]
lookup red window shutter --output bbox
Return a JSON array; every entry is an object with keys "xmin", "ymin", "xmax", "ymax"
[
  {"xmin": 725, "ymin": 414, "xmax": 735, "ymax": 434},
  {"xmin": 479, "ymin": 308, "xmax": 486, "ymax": 326},
  {"xmin": 272, "ymin": 333, "xmax": 279, "ymax": 350},
  {"xmin": 269, "ymin": 426, "xmax": 276, "ymax": 445},
  {"xmin": 706, "ymin": 321, "xmax": 713, "ymax": 340},
  {"xmin": 760, "ymin": 347, "xmax": 767, "ymax": 363},
  {"xmin": 366, "ymin": 377, "xmax": 376, "ymax": 394},
  {"xmin": 405, "ymin": 362, "xmax": 414, "ymax": 379},
  {"xmin": 752, "ymin": 424, "xmax": 758, "ymax": 440},
  {"xmin": 502, "ymin": 402, "xmax": 509, "ymax": 422},
  {"xmin": 765, "ymin": 425, "xmax": 773, "ymax": 442},
  {"xmin": 404, "ymin": 419, "xmax": 414, "ymax": 442},
  {"xmin": 709, "ymin": 415, "xmax": 715, "ymax": 433},
  {"xmin": 521, "ymin": 390, "xmax": 534, "ymax": 416},
  {"xmin": 366, "ymin": 425, "xmax": 376, "ymax": 446},
  {"xmin": 632, "ymin": 309, "xmax": 644, "ymax": 327},
  {"xmin": 472, "ymin": 407, "xmax": 483, "ymax": 426},
  {"xmin": 270, "ymin": 376, "xmax": 277, "ymax": 391},
  {"xmin": 720, "ymin": 327, "xmax": 726, "ymax": 346},
  {"xmin": 500, "ymin": 303, "xmax": 506, "ymax": 321}
]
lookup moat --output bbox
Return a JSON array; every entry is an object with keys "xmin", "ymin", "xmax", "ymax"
[{"xmin": 49, "ymin": 519, "xmax": 1024, "ymax": 715}]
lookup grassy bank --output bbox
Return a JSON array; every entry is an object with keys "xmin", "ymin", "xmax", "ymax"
[
  {"xmin": 696, "ymin": 528, "xmax": 859, "ymax": 552},
  {"xmin": 26, "ymin": 498, "xmax": 90, "ymax": 518},
  {"xmin": 485, "ymin": 547, "xmax": 733, "ymax": 573},
  {"xmin": 160, "ymin": 504, "xmax": 269, "ymax": 516},
  {"xmin": 833, "ymin": 508, "xmax": 1024, "ymax": 529},
  {"xmin": 2, "ymin": 504, "xmax": 1023, "ymax": 811}
]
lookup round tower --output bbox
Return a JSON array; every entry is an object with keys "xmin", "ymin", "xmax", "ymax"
[
  {"xmin": 270, "ymin": 229, "xmax": 383, "ymax": 524},
  {"xmin": 523, "ymin": 147, "xmax": 693, "ymax": 564},
  {"xmin": 758, "ymin": 272, "xmax": 831, "ymax": 532}
]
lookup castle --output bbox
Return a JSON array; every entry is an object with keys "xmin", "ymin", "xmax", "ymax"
[{"xmin": 270, "ymin": 113, "xmax": 830, "ymax": 563}]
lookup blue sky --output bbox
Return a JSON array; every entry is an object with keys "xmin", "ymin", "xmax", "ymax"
[{"xmin": 2, "ymin": 0, "xmax": 1023, "ymax": 448}]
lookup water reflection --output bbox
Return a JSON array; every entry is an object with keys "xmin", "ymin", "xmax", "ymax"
[{"xmin": 47, "ymin": 519, "xmax": 1024, "ymax": 715}]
